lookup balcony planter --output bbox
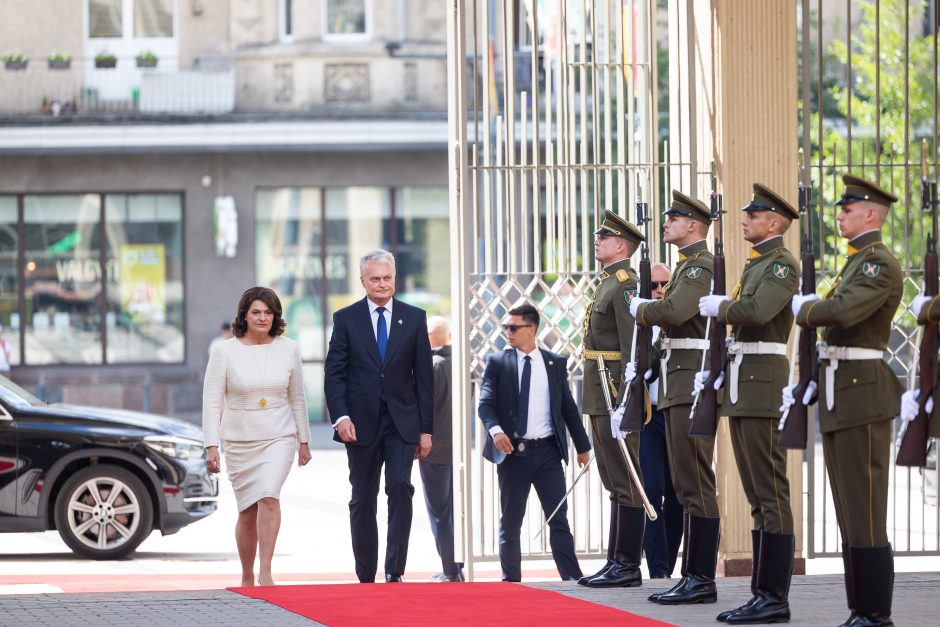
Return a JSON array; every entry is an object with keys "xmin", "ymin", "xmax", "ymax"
[
  {"xmin": 95, "ymin": 54, "xmax": 117, "ymax": 69},
  {"xmin": 3, "ymin": 54, "xmax": 27, "ymax": 71},
  {"xmin": 135, "ymin": 52, "xmax": 158, "ymax": 69},
  {"xmin": 48, "ymin": 53, "xmax": 71, "ymax": 70}
]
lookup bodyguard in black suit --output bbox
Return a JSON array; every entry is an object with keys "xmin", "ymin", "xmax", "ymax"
[
  {"xmin": 478, "ymin": 303, "xmax": 592, "ymax": 582},
  {"xmin": 324, "ymin": 249, "xmax": 434, "ymax": 583}
]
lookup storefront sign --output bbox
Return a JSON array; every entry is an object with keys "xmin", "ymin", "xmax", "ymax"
[{"xmin": 120, "ymin": 244, "xmax": 166, "ymax": 323}]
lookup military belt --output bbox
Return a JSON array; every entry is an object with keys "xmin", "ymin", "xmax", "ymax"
[
  {"xmin": 659, "ymin": 337, "xmax": 709, "ymax": 396},
  {"xmin": 582, "ymin": 349, "xmax": 623, "ymax": 361},
  {"xmin": 726, "ymin": 341, "xmax": 788, "ymax": 404},
  {"xmin": 817, "ymin": 343, "xmax": 886, "ymax": 411}
]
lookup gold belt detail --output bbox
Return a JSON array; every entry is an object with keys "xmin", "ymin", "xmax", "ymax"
[{"xmin": 582, "ymin": 349, "xmax": 623, "ymax": 360}]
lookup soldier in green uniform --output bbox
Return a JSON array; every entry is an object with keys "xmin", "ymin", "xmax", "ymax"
[
  {"xmin": 901, "ymin": 292, "xmax": 940, "ymax": 439},
  {"xmin": 629, "ymin": 190, "xmax": 720, "ymax": 605},
  {"xmin": 697, "ymin": 183, "xmax": 799, "ymax": 624},
  {"xmin": 579, "ymin": 209, "xmax": 648, "ymax": 588},
  {"xmin": 784, "ymin": 174, "xmax": 903, "ymax": 627}
]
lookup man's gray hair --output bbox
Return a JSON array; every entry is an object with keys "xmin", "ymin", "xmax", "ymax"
[{"xmin": 359, "ymin": 249, "xmax": 396, "ymax": 276}]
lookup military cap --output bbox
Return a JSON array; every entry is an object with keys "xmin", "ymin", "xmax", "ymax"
[
  {"xmin": 743, "ymin": 182, "xmax": 799, "ymax": 220},
  {"xmin": 664, "ymin": 190, "xmax": 712, "ymax": 224},
  {"xmin": 836, "ymin": 174, "xmax": 898, "ymax": 207},
  {"xmin": 593, "ymin": 209, "xmax": 645, "ymax": 244}
]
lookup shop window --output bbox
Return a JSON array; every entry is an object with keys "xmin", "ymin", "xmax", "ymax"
[
  {"xmin": 393, "ymin": 187, "xmax": 450, "ymax": 316},
  {"xmin": 9, "ymin": 193, "xmax": 184, "ymax": 366}
]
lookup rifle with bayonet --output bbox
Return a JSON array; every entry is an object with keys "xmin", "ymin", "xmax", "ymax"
[
  {"xmin": 897, "ymin": 139, "xmax": 938, "ymax": 467},
  {"xmin": 689, "ymin": 164, "xmax": 726, "ymax": 437},
  {"xmin": 620, "ymin": 199, "xmax": 653, "ymax": 431},
  {"xmin": 778, "ymin": 148, "xmax": 816, "ymax": 449}
]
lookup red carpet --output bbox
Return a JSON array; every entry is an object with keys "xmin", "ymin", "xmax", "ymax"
[{"xmin": 230, "ymin": 582, "xmax": 675, "ymax": 626}]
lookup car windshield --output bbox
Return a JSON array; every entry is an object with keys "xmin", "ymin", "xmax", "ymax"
[{"xmin": 0, "ymin": 375, "xmax": 44, "ymax": 408}]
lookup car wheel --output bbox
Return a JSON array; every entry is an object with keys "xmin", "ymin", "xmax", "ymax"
[{"xmin": 53, "ymin": 464, "xmax": 154, "ymax": 560}]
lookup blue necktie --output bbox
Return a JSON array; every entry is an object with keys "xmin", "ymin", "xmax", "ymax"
[
  {"xmin": 376, "ymin": 306, "xmax": 388, "ymax": 363},
  {"xmin": 516, "ymin": 355, "xmax": 531, "ymax": 437}
]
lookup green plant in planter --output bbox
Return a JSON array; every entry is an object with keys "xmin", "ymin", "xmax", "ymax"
[
  {"xmin": 95, "ymin": 52, "xmax": 117, "ymax": 69},
  {"xmin": 48, "ymin": 51, "xmax": 72, "ymax": 70},
  {"xmin": 2, "ymin": 52, "xmax": 28, "ymax": 70},
  {"xmin": 135, "ymin": 51, "xmax": 158, "ymax": 68}
]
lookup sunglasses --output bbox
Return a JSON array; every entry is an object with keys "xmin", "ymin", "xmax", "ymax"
[
  {"xmin": 651, "ymin": 281, "xmax": 669, "ymax": 289},
  {"xmin": 501, "ymin": 323, "xmax": 534, "ymax": 332}
]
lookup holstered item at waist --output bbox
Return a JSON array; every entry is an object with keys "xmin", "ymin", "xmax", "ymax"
[
  {"xmin": 817, "ymin": 343, "xmax": 886, "ymax": 411},
  {"xmin": 726, "ymin": 340, "xmax": 788, "ymax": 404},
  {"xmin": 659, "ymin": 337, "xmax": 709, "ymax": 396}
]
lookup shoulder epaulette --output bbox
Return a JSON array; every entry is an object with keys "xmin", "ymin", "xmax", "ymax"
[{"xmin": 616, "ymin": 269, "xmax": 630, "ymax": 283}]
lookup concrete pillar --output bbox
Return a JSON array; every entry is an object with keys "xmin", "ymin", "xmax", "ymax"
[{"xmin": 670, "ymin": 0, "xmax": 804, "ymax": 576}]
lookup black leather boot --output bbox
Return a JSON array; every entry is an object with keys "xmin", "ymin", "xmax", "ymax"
[
  {"xmin": 586, "ymin": 505, "xmax": 644, "ymax": 587},
  {"xmin": 843, "ymin": 545, "xmax": 893, "ymax": 627},
  {"xmin": 649, "ymin": 511, "xmax": 689, "ymax": 602},
  {"xmin": 655, "ymin": 514, "xmax": 719, "ymax": 605},
  {"xmin": 838, "ymin": 542, "xmax": 856, "ymax": 627},
  {"xmin": 717, "ymin": 529, "xmax": 761, "ymax": 622},
  {"xmin": 580, "ymin": 504, "xmax": 617, "ymax": 585},
  {"xmin": 726, "ymin": 531, "xmax": 793, "ymax": 624}
]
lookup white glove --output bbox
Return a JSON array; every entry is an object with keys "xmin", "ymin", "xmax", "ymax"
[
  {"xmin": 791, "ymin": 293, "xmax": 820, "ymax": 317},
  {"xmin": 698, "ymin": 295, "xmax": 730, "ymax": 318},
  {"xmin": 623, "ymin": 361, "xmax": 636, "ymax": 384},
  {"xmin": 693, "ymin": 371, "xmax": 725, "ymax": 396},
  {"xmin": 901, "ymin": 389, "xmax": 935, "ymax": 422},
  {"xmin": 912, "ymin": 293, "xmax": 931, "ymax": 320},
  {"xmin": 610, "ymin": 406, "xmax": 626, "ymax": 439},
  {"xmin": 779, "ymin": 381, "xmax": 817, "ymax": 413},
  {"xmin": 629, "ymin": 296, "xmax": 653, "ymax": 318}
]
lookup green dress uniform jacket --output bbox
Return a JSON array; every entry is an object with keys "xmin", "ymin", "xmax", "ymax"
[
  {"xmin": 717, "ymin": 236, "xmax": 799, "ymax": 418},
  {"xmin": 796, "ymin": 230, "xmax": 904, "ymax": 432},
  {"xmin": 636, "ymin": 240, "xmax": 713, "ymax": 409},
  {"xmin": 916, "ymin": 292, "xmax": 940, "ymax": 437},
  {"xmin": 582, "ymin": 258, "xmax": 638, "ymax": 414}
]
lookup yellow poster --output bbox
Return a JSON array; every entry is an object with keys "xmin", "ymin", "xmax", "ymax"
[{"xmin": 120, "ymin": 244, "xmax": 166, "ymax": 323}]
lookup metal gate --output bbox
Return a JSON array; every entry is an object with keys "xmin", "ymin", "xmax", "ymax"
[
  {"xmin": 799, "ymin": 0, "xmax": 940, "ymax": 557},
  {"xmin": 446, "ymin": 0, "xmax": 684, "ymax": 574}
]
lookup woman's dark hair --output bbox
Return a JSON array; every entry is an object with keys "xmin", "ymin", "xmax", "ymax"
[
  {"xmin": 231, "ymin": 287, "xmax": 286, "ymax": 338},
  {"xmin": 508, "ymin": 303, "xmax": 540, "ymax": 327}
]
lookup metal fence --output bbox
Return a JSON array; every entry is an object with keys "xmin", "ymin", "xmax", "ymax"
[{"xmin": 800, "ymin": 0, "xmax": 940, "ymax": 557}]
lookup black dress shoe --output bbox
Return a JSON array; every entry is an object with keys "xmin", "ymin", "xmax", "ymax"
[
  {"xmin": 431, "ymin": 572, "xmax": 465, "ymax": 582},
  {"xmin": 724, "ymin": 592, "xmax": 790, "ymax": 624},
  {"xmin": 579, "ymin": 561, "xmax": 612, "ymax": 586},
  {"xmin": 385, "ymin": 575, "xmax": 403, "ymax": 582},
  {"xmin": 649, "ymin": 577, "xmax": 688, "ymax": 602}
]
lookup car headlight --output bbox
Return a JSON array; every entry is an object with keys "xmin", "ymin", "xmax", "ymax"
[{"xmin": 143, "ymin": 435, "xmax": 205, "ymax": 460}]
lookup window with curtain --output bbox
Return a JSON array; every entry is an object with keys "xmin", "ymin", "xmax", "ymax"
[{"xmin": 326, "ymin": 0, "xmax": 368, "ymax": 36}]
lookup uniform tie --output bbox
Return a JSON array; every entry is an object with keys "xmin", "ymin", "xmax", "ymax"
[
  {"xmin": 516, "ymin": 355, "xmax": 532, "ymax": 437},
  {"xmin": 376, "ymin": 306, "xmax": 388, "ymax": 362}
]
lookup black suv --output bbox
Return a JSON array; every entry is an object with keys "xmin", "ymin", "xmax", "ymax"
[{"xmin": 0, "ymin": 375, "xmax": 218, "ymax": 559}]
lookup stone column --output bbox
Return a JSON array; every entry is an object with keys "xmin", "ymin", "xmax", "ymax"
[{"xmin": 670, "ymin": 0, "xmax": 804, "ymax": 576}]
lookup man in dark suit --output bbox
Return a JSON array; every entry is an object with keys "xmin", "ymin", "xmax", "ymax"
[
  {"xmin": 478, "ymin": 303, "xmax": 592, "ymax": 582},
  {"xmin": 324, "ymin": 248, "xmax": 434, "ymax": 583}
]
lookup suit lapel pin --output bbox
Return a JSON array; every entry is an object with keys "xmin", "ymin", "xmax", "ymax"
[
  {"xmin": 548, "ymin": 360, "xmax": 553, "ymax": 365},
  {"xmin": 397, "ymin": 319, "xmax": 403, "ymax": 325}
]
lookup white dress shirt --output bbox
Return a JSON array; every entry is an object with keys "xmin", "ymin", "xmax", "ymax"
[
  {"xmin": 333, "ymin": 298, "xmax": 394, "ymax": 429},
  {"xmin": 489, "ymin": 347, "xmax": 554, "ymax": 439}
]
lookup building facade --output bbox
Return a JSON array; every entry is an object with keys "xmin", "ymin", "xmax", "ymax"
[{"xmin": 0, "ymin": 0, "xmax": 449, "ymax": 422}]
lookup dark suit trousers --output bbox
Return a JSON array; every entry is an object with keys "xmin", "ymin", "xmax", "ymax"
[
  {"xmin": 496, "ymin": 445, "xmax": 582, "ymax": 582},
  {"xmin": 640, "ymin": 406, "xmax": 684, "ymax": 577},
  {"xmin": 346, "ymin": 404, "xmax": 416, "ymax": 582},
  {"xmin": 418, "ymin": 460, "xmax": 460, "ymax": 576}
]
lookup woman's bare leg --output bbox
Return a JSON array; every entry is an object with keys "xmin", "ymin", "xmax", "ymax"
[
  {"xmin": 236, "ymin": 503, "xmax": 259, "ymax": 586},
  {"xmin": 256, "ymin": 497, "xmax": 281, "ymax": 586}
]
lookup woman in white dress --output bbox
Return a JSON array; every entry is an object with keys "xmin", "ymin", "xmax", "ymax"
[{"xmin": 203, "ymin": 287, "xmax": 312, "ymax": 587}]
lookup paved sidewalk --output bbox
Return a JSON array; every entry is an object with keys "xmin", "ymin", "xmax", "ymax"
[{"xmin": 0, "ymin": 572, "xmax": 935, "ymax": 627}]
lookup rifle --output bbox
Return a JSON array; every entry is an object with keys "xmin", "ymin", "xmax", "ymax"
[
  {"xmin": 620, "ymin": 199, "xmax": 653, "ymax": 431},
  {"xmin": 778, "ymin": 148, "xmax": 816, "ymax": 449},
  {"xmin": 689, "ymin": 163, "xmax": 726, "ymax": 437},
  {"xmin": 897, "ymin": 139, "xmax": 938, "ymax": 467}
]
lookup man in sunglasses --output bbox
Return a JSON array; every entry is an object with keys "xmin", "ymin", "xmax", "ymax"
[
  {"xmin": 697, "ymin": 183, "xmax": 799, "ymax": 624},
  {"xmin": 629, "ymin": 190, "xmax": 720, "ymax": 605},
  {"xmin": 579, "ymin": 209, "xmax": 649, "ymax": 588},
  {"xmin": 478, "ymin": 303, "xmax": 591, "ymax": 582}
]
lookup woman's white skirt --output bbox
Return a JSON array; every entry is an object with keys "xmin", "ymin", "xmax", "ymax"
[{"xmin": 224, "ymin": 436, "xmax": 296, "ymax": 512}]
